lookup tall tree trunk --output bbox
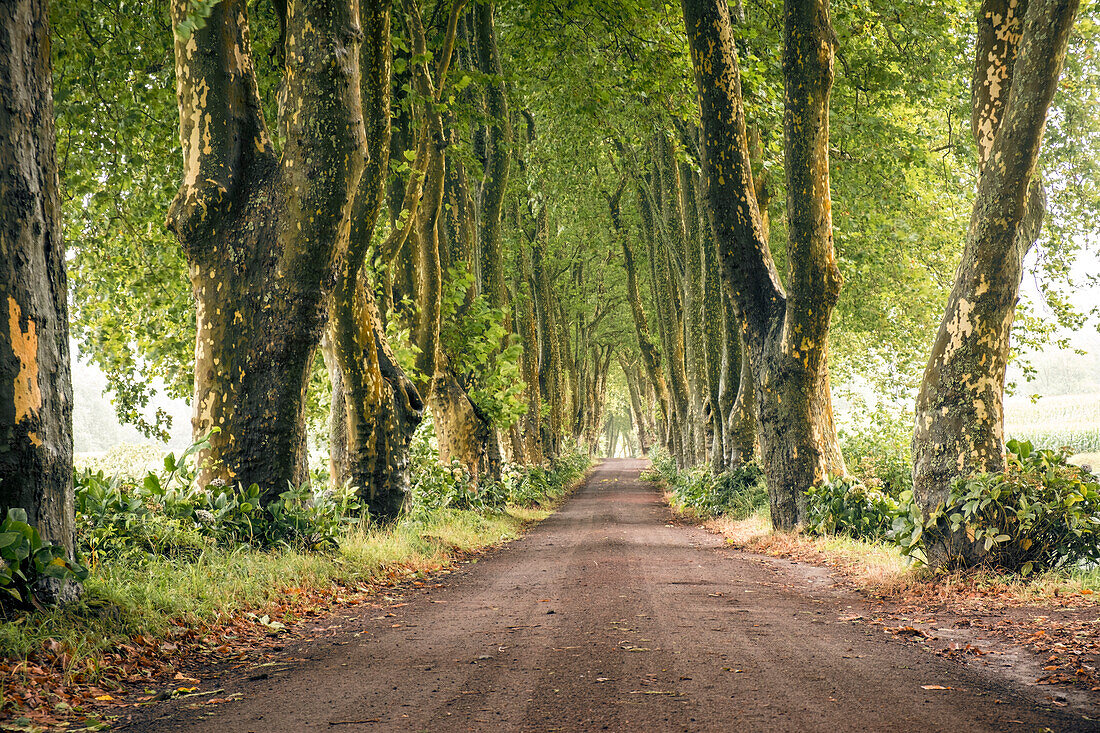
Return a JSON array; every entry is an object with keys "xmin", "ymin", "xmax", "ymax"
[
  {"xmin": 474, "ymin": 0, "xmax": 511, "ymax": 314},
  {"xmin": 532, "ymin": 236, "xmax": 563, "ymax": 458},
  {"xmin": 727, "ymin": 319, "xmax": 760, "ymax": 466},
  {"xmin": 638, "ymin": 184, "xmax": 692, "ymax": 465},
  {"xmin": 913, "ymin": 0, "xmax": 1077, "ymax": 567},
  {"xmin": 519, "ymin": 267, "xmax": 544, "ymax": 463},
  {"xmin": 682, "ymin": 0, "xmax": 846, "ymax": 529},
  {"xmin": 621, "ymin": 356, "xmax": 655, "ymax": 455},
  {"xmin": 680, "ymin": 165, "xmax": 709, "ymax": 465},
  {"xmin": 0, "ymin": 0, "xmax": 77, "ymax": 601},
  {"xmin": 168, "ymin": 0, "xmax": 365, "ymax": 500},
  {"xmin": 609, "ymin": 181, "xmax": 673, "ymax": 443},
  {"xmin": 326, "ymin": 0, "xmax": 425, "ymax": 517},
  {"xmin": 698, "ymin": 172, "xmax": 726, "ymax": 472}
]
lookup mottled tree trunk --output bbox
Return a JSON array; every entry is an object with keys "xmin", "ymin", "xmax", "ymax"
[
  {"xmin": 609, "ymin": 182, "xmax": 673, "ymax": 444},
  {"xmin": 531, "ymin": 236, "xmax": 562, "ymax": 457},
  {"xmin": 727, "ymin": 322, "xmax": 760, "ymax": 466},
  {"xmin": 474, "ymin": 0, "xmax": 510, "ymax": 314},
  {"xmin": 326, "ymin": 0, "xmax": 425, "ymax": 518},
  {"xmin": 0, "ymin": 0, "xmax": 77, "ymax": 601},
  {"xmin": 638, "ymin": 184, "xmax": 693, "ymax": 466},
  {"xmin": 698, "ymin": 171, "xmax": 726, "ymax": 473},
  {"xmin": 430, "ymin": 361, "xmax": 502, "ymax": 482},
  {"xmin": 913, "ymin": 0, "xmax": 1077, "ymax": 566},
  {"xmin": 168, "ymin": 0, "xmax": 365, "ymax": 500},
  {"xmin": 519, "ymin": 268, "xmax": 544, "ymax": 463},
  {"xmin": 621, "ymin": 356, "xmax": 655, "ymax": 455},
  {"xmin": 682, "ymin": 0, "xmax": 846, "ymax": 529},
  {"xmin": 680, "ymin": 166, "xmax": 709, "ymax": 466}
]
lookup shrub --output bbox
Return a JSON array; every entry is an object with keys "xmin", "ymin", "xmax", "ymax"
[
  {"xmin": 649, "ymin": 451, "xmax": 768, "ymax": 519},
  {"xmin": 75, "ymin": 431, "xmax": 364, "ymax": 560},
  {"xmin": 838, "ymin": 407, "xmax": 913, "ymax": 496},
  {"xmin": 0, "ymin": 509, "xmax": 88, "ymax": 609},
  {"xmin": 893, "ymin": 440, "xmax": 1100, "ymax": 573},
  {"xmin": 805, "ymin": 476, "xmax": 899, "ymax": 541}
]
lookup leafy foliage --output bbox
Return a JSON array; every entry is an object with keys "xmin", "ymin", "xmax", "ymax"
[
  {"xmin": 805, "ymin": 476, "xmax": 900, "ymax": 541},
  {"xmin": 75, "ymin": 432, "xmax": 363, "ymax": 562},
  {"xmin": 894, "ymin": 440, "xmax": 1100, "ymax": 573},
  {"xmin": 408, "ymin": 416, "xmax": 589, "ymax": 514},
  {"xmin": 647, "ymin": 450, "xmax": 769, "ymax": 519},
  {"xmin": 439, "ymin": 267, "xmax": 527, "ymax": 429},
  {"xmin": 0, "ymin": 510, "xmax": 88, "ymax": 609}
]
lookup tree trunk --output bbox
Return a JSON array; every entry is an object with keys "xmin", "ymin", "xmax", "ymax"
[
  {"xmin": 429, "ymin": 361, "xmax": 502, "ymax": 482},
  {"xmin": 621, "ymin": 356, "xmax": 655, "ymax": 455},
  {"xmin": 474, "ymin": 0, "xmax": 511, "ymax": 314},
  {"xmin": 532, "ymin": 234, "xmax": 563, "ymax": 457},
  {"xmin": 638, "ymin": 183, "xmax": 692, "ymax": 465},
  {"xmin": 682, "ymin": 0, "xmax": 846, "ymax": 529},
  {"xmin": 168, "ymin": 0, "xmax": 365, "ymax": 500},
  {"xmin": 609, "ymin": 181, "xmax": 673, "ymax": 444},
  {"xmin": 727, "ymin": 318, "xmax": 760, "ymax": 466},
  {"xmin": 680, "ymin": 165, "xmax": 709, "ymax": 466},
  {"xmin": 698, "ymin": 172, "xmax": 726, "ymax": 472},
  {"xmin": 913, "ymin": 0, "xmax": 1078, "ymax": 566},
  {"xmin": 324, "ymin": 0, "xmax": 426, "ymax": 517},
  {"xmin": 0, "ymin": 0, "xmax": 78, "ymax": 601},
  {"xmin": 519, "ymin": 268, "xmax": 544, "ymax": 463}
]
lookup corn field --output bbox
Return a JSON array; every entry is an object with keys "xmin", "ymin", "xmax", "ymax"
[{"xmin": 1004, "ymin": 393, "xmax": 1100, "ymax": 454}]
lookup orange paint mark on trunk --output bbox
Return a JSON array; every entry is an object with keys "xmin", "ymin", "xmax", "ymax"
[{"xmin": 8, "ymin": 296, "xmax": 42, "ymax": 444}]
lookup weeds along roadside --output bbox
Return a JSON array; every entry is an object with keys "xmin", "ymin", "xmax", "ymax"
[
  {"xmin": 0, "ymin": 419, "xmax": 591, "ymax": 714},
  {"xmin": 645, "ymin": 440, "xmax": 1100, "ymax": 603}
]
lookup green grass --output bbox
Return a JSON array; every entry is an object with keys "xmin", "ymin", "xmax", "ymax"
[{"xmin": 0, "ymin": 506, "xmax": 551, "ymax": 681}]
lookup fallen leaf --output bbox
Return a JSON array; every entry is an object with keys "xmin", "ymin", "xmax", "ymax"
[{"xmin": 921, "ymin": 685, "xmax": 950, "ymax": 690}]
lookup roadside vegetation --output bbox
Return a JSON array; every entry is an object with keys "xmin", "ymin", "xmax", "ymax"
[
  {"xmin": 650, "ymin": 420, "xmax": 1100, "ymax": 593},
  {"xmin": 0, "ymin": 423, "xmax": 588, "ymax": 726}
]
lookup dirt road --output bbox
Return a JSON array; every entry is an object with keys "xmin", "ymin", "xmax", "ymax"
[{"xmin": 130, "ymin": 459, "xmax": 1095, "ymax": 731}]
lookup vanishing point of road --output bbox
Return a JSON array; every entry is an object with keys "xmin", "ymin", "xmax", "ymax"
[{"xmin": 132, "ymin": 459, "xmax": 1095, "ymax": 732}]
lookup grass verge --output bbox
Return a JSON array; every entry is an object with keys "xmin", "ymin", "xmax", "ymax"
[
  {"xmin": 0, "ymin": 467, "xmax": 587, "ymax": 729},
  {"xmin": 693, "ymin": 505, "xmax": 1100, "ymax": 607}
]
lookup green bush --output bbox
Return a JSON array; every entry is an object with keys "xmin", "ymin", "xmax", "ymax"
[
  {"xmin": 0, "ymin": 509, "xmax": 88, "ymax": 608},
  {"xmin": 838, "ymin": 408, "xmax": 913, "ymax": 496},
  {"xmin": 893, "ymin": 440, "xmax": 1100, "ymax": 573},
  {"xmin": 805, "ymin": 476, "xmax": 899, "ymax": 540},
  {"xmin": 75, "ymin": 431, "xmax": 364, "ymax": 560},
  {"xmin": 407, "ymin": 412, "xmax": 590, "ymax": 514},
  {"xmin": 648, "ymin": 451, "xmax": 768, "ymax": 519}
]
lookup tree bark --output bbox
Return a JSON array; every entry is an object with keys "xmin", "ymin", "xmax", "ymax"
[
  {"xmin": 324, "ymin": 0, "xmax": 426, "ymax": 518},
  {"xmin": 679, "ymin": 165, "xmax": 709, "ymax": 466},
  {"xmin": 474, "ymin": 0, "xmax": 511, "ymax": 314},
  {"xmin": 609, "ymin": 182, "xmax": 673, "ymax": 444},
  {"xmin": 532, "ymin": 232, "xmax": 563, "ymax": 457},
  {"xmin": 638, "ymin": 181, "xmax": 692, "ymax": 465},
  {"xmin": 682, "ymin": 0, "xmax": 846, "ymax": 529},
  {"xmin": 698, "ymin": 171, "xmax": 726, "ymax": 472},
  {"xmin": 519, "ymin": 265, "xmax": 544, "ymax": 463},
  {"xmin": 0, "ymin": 0, "xmax": 78, "ymax": 600},
  {"xmin": 168, "ymin": 0, "xmax": 365, "ymax": 500},
  {"xmin": 913, "ymin": 0, "xmax": 1078, "ymax": 566},
  {"xmin": 620, "ymin": 356, "xmax": 655, "ymax": 455}
]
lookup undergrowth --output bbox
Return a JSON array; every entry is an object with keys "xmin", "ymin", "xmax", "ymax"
[
  {"xmin": 0, "ymin": 419, "xmax": 590, "ymax": 701},
  {"xmin": 647, "ymin": 440, "xmax": 1100, "ymax": 597}
]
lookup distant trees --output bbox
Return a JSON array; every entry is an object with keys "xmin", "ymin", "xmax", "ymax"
[{"xmin": 0, "ymin": 0, "xmax": 77, "ymax": 598}]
